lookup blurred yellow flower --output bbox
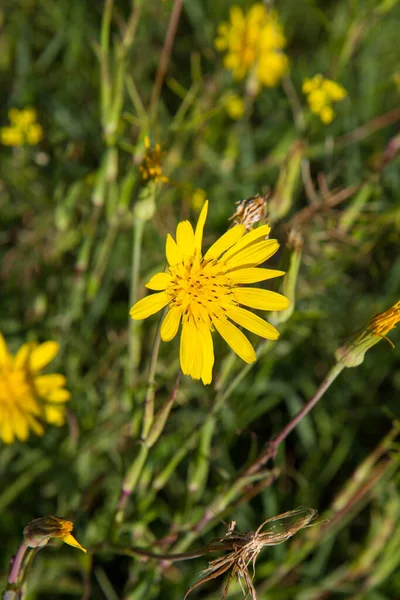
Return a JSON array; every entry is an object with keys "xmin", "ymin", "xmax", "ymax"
[
  {"xmin": 302, "ymin": 75, "xmax": 346, "ymax": 124},
  {"xmin": 130, "ymin": 201, "xmax": 289, "ymax": 384},
  {"xmin": 140, "ymin": 136, "xmax": 168, "ymax": 183},
  {"xmin": 23, "ymin": 516, "xmax": 86, "ymax": 552},
  {"xmin": 225, "ymin": 93, "xmax": 245, "ymax": 119},
  {"xmin": 215, "ymin": 4, "xmax": 288, "ymax": 88},
  {"xmin": 0, "ymin": 334, "xmax": 70, "ymax": 444},
  {"xmin": 0, "ymin": 107, "xmax": 43, "ymax": 147},
  {"xmin": 191, "ymin": 188, "xmax": 207, "ymax": 212}
]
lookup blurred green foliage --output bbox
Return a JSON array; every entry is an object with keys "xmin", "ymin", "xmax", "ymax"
[{"xmin": 1, "ymin": 0, "xmax": 400, "ymax": 598}]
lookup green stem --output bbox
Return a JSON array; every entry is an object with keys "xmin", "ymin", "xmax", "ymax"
[
  {"xmin": 141, "ymin": 316, "xmax": 163, "ymax": 439},
  {"xmin": 128, "ymin": 217, "xmax": 145, "ymax": 388}
]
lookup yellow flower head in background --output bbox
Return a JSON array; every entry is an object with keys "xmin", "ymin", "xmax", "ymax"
[
  {"xmin": 302, "ymin": 75, "xmax": 347, "ymax": 124},
  {"xmin": 130, "ymin": 201, "xmax": 289, "ymax": 384},
  {"xmin": 0, "ymin": 107, "xmax": 43, "ymax": 147},
  {"xmin": 23, "ymin": 516, "xmax": 86, "ymax": 552},
  {"xmin": 0, "ymin": 334, "xmax": 70, "ymax": 444},
  {"xmin": 140, "ymin": 136, "xmax": 168, "ymax": 183},
  {"xmin": 215, "ymin": 4, "xmax": 288, "ymax": 88},
  {"xmin": 225, "ymin": 93, "xmax": 245, "ymax": 120}
]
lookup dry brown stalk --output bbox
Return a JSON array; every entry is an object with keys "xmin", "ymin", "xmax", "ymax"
[{"xmin": 185, "ymin": 507, "xmax": 318, "ymax": 600}]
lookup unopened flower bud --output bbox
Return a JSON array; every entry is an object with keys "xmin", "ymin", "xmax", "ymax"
[
  {"xmin": 23, "ymin": 516, "xmax": 86, "ymax": 553},
  {"xmin": 335, "ymin": 300, "xmax": 400, "ymax": 368}
]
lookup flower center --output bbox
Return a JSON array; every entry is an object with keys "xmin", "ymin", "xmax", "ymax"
[{"xmin": 167, "ymin": 254, "xmax": 234, "ymax": 324}]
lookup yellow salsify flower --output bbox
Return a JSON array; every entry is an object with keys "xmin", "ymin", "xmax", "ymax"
[
  {"xmin": 336, "ymin": 300, "xmax": 400, "ymax": 368},
  {"xmin": 0, "ymin": 334, "xmax": 70, "ymax": 444},
  {"xmin": 130, "ymin": 201, "xmax": 289, "ymax": 384},
  {"xmin": 215, "ymin": 4, "xmax": 288, "ymax": 88},
  {"xmin": 23, "ymin": 516, "xmax": 86, "ymax": 552},
  {"xmin": 0, "ymin": 107, "xmax": 43, "ymax": 147},
  {"xmin": 140, "ymin": 136, "xmax": 169, "ymax": 183},
  {"xmin": 302, "ymin": 74, "xmax": 347, "ymax": 124}
]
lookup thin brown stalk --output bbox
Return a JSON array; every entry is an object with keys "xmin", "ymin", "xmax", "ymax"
[{"xmin": 150, "ymin": 0, "xmax": 184, "ymax": 117}]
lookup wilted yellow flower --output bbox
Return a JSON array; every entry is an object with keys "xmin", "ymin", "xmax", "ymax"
[
  {"xmin": 229, "ymin": 194, "xmax": 268, "ymax": 231},
  {"xmin": 215, "ymin": 4, "xmax": 288, "ymax": 88},
  {"xmin": 225, "ymin": 93, "xmax": 245, "ymax": 119},
  {"xmin": 140, "ymin": 136, "xmax": 168, "ymax": 183},
  {"xmin": 0, "ymin": 107, "xmax": 43, "ymax": 147},
  {"xmin": 23, "ymin": 516, "xmax": 86, "ymax": 552},
  {"xmin": 0, "ymin": 334, "xmax": 70, "ymax": 444},
  {"xmin": 130, "ymin": 201, "xmax": 289, "ymax": 384},
  {"xmin": 336, "ymin": 300, "xmax": 400, "ymax": 368},
  {"xmin": 302, "ymin": 74, "xmax": 346, "ymax": 124}
]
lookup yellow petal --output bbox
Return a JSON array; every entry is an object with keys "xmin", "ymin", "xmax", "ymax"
[
  {"xmin": 15, "ymin": 343, "xmax": 34, "ymax": 368},
  {"xmin": 213, "ymin": 317, "xmax": 256, "ymax": 363},
  {"xmin": 234, "ymin": 288, "xmax": 290, "ymax": 311},
  {"xmin": 61, "ymin": 533, "xmax": 87, "ymax": 553},
  {"xmin": 190, "ymin": 326, "xmax": 204, "ymax": 381},
  {"xmin": 130, "ymin": 292, "xmax": 169, "ymax": 320},
  {"xmin": 26, "ymin": 414, "xmax": 44, "ymax": 436},
  {"xmin": 13, "ymin": 408, "xmax": 30, "ymax": 441},
  {"xmin": 198, "ymin": 326, "xmax": 214, "ymax": 385},
  {"xmin": 204, "ymin": 225, "xmax": 245, "ymax": 260},
  {"xmin": 166, "ymin": 234, "xmax": 182, "ymax": 266},
  {"xmin": 1, "ymin": 414, "xmax": 15, "ymax": 444},
  {"xmin": 227, "ymin": 267, "xmax": 285, "ymax": 284},
  {"xmin": 176, "ymin": 221, "xmax": 195, "ymax": 256},
  {"xmin": 180, "ymin": 322, "xmax": 196, "ymax": 376},
  {"xmin": 34, "ymin": 374, "xmax": 67, "ymax": 393},
  {"xmin": 0, "ymin": 333, "xmax": 11, "ymax": 368},
  {"xmin": 161, "ymin": 306, "xmax": 182, "ymax": 342},
  {"xmin": 222, "ymin": 225, "xmax": 271, "ymax": 262},
  {"xmin": 224, "ymin": 240, "xmax": 279, "ymax": 269},
  {"xmin": 226, "ymin": 305, "xmax": 280, "ymax": 340},
  {"xmin": 30, "ymin": 342, "xmax": 60, "ymax": 372},
  {"xmin": 44, "ymin": 405, "xmax": 65, "ymax": 426},
  {"xmin": 194, "ymin": 201, "xmax": 208, "ymax": 249},
  {"xmin": 145, "ymin": 272, "xmax": 172, "ymax": 290},
  {"xmin": 46, "ymin": 389, "xmax": 71, "ymax": 403}
]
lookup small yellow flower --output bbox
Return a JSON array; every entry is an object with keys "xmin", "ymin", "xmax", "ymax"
[
  {"xmin": 130, "ymin": 201, "xmax": 289, "ymax": 384},
  {"xmin": 140, "ymin": 136, "xmax": 168, "ymax": 183},
  {"xmin": 0, "ymin": 334, "xmax": 70, "ymax": 444},
  {"xmin": 0, "ymin": 127, "xmax": 24, "ymax": 147},
  {"xmin": 336, "ymin": 300, "xmax": 400, "ymax": 368},
  {"xmin": 0, "ymin": 107, "xmax": 43, "ymax": 147},
  {"xmin": 215, "ymin": 4, "xmax": 288, "ymax": 89},
  {"xmin": 302, "ymin": 75, "xmax": 346, "ymax": 124},
  {"xmin": 23, "ymin": 516, "xmax": 86, "ymax": 552},
  {"xmin": 225, "ymin": 93, "xmax": 245, "ymax": 120}
]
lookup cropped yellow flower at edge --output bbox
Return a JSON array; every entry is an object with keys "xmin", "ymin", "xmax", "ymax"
[
  {"xmin": 130, "ymin": 201, "xmax": 290, "ymax": 384},
  {"xmin": 302, "ymin": 74, "xmax": 347, "ymax": 124},
  {"xmin": 0, "ymin": 107, "xmax": 43, "ymax": 147},
  {"xmin": 0, "ymin": 334, "xmax": 70, "ymax": 444},
  {"xmin": 23, "ymin": 516, "xmax": 86, "ymax": 552},
  {"xmin": 215, "ymin": 4, "xmax": 289, "ymax": 89}
]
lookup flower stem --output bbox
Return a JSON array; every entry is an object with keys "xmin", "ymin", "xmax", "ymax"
[
  {"xmin": 141, "ymin": 315, "xmax": 163, "ymax": 439},
  {"xmin": 128, "ymin": 217, "xmax": 145, "ymax": 388},
  {"xmin": 7, "ymin": 543, "xmax": 28, "ymax": 585},
  {"xmin": 245, "ymin": 361, "xmax": 345, "ymax": 476},
  {"xmin": 149, "ymin": 0, "xmax": 184, "ymax": 120}
]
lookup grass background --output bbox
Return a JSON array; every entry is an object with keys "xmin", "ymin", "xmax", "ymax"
[{"xmin": 1, "ymin": 0, "xmax": 400, "ymax": 598}]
